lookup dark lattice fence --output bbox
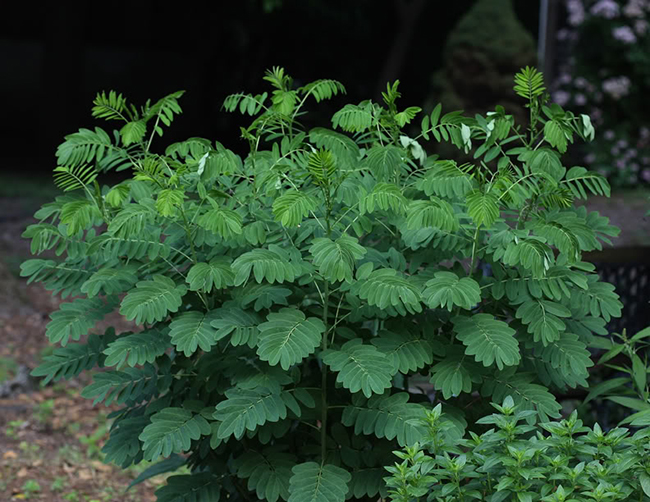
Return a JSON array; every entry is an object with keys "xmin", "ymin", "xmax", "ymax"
[{"xmin": 586, "ymin": 247, "xmax": 650, "ymax": 336}]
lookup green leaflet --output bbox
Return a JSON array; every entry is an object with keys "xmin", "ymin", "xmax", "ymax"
[
  {"xmin": 341, "ymin": 392, "xmax": 428, "ymax": 447},
  {"xmin": 466, "ymin": 189, "xmax": 499, "ymax": 228},
  {"xmin": 108, "ymin": 202, "xmax": 156, "ymax": 238},
  {"xmin": 56, "ymin": 126, "xmax": 114, "ymax": 167},
  {"xmin": 233, "ymin": 283, "xmax": 293, "ymax": 312},
  {"xmin": 81, "ymin": 364, "xmax": 159, "ymax": 406},
  {"xmin": 332, "ymin": 103, "xmax": 374, "ymax": 133},
  {"xmin": 516, "ymin": 298, "xmax": 571, "ymax": 345},
  {"xmin": 169, "ymin": 310, "xmax": 222, "ymax": 356},
  {"xmin": 429, "ymin": 345, "xmax": 485, "ymax": 399},
  {"xmin": 502, "ymin": 237, "xmax": 555, "ymax": 278},
  {"xmin": 32, "ymin": 330, "xmax": 117, "ymax": 384},
  {"xmin": 139, "ymin": 407, "xmax": 211, "ymax": 461},
  {"xmin": 562, "ymin": 166, "xmax": 610, "ymax": 198},
  {"xmin": 406, "ymin": 198, "xmax": 458, "ymax": 232},
  {"xmin": 234, "ymin": 450, "xmax": 297, "ymax": 502},
  {"xmin": 453, "ymin": 314, "xmax": 520, "ymax": 370},
  {"xmin": 288, "ymin": 463, "xmax": 351, "ymax": 502},
  {"xmin": 155, "ymin": 188, "xmax": 185, "ymax": 217},
  {"xmin": 197, "ymin": 206, "xmax": 243, "ymax": 238},
  {"xmin": 359, "ymin": 183, "xmax": 407, "ymax": 215},
  {"xmin": 273, "ymin": 190, "xmax": 318, "ymax": 227},
  {"xmin": 536, "ymin": 332, "xmax": 593, "ymax": 381},
  {"xmin": 80, "ymin": 266, "xmax": 138, "ymax": 297},
  {"xmin": 154, "ymin": 474, "xmax": 221, "ymax": 502},
  {"xmin": 232, "ymin": 246, "xmax": 299, "ymax": 286},
  {"xmin": 127, "ymin": 455, "xmax": 186, "ymax": 491},
  {"xmin": 422, "ymin": 271, "xmax": 481, "ymax": 311},
  {"xmin": 214, "ymin": 388, "xmax": 299, "ymax": 440},
  {"xmin": 46, "ymin": 296, "xmax": 117, "ymax": 346},
  {"xmin": 322, "ymin": 339, "xmax": 395, "ymax": 398},
  {"xmin": 370, "ymin": 331, "xmax": 433, "ymax": 374},
  {"xmin": 186, "ymin": 258, "xmax": 235, "ymax": 292},
  {"xmin": 309, "ymin": 234, "xmax": 366, "ymax": 283},
  {"xmin": 309, "ymin": 127, "xmax": 360, "ymax": 165},
  {"xmin": 103, "ymin": 329, "xmax": 171, "ymax": 368},
  {"xmin": 415, "ymin": 160, "xmax": 475, "ymax": 199},
  {"xmin": 257, "ymin": 308, "xmax": 325, "ymax": 370},
  {"xmin": 363, "ymin": 145, "xmax": 404, "ymax": 180},
  {"xmin": 60, "ymin": 199, "xmax": 101, "ymax": 235},
  {"xmin": 355, "ymin": 268, "xmax": 422, "ymax": 315},
  {"xmin": 482, "ymin": 371, "xmax": 562, "ymax": 422},
  {"xmin": 120, "ymin": 275, "xmax": 186, "ymax": 325},
  {"xmin": 53, "ymin": 164, "xmax": 98, "ymax": 192},
  {"xmin": 210, "ymin": 307, "xmax": 261, "ymax": 348},
  {"xmin": 570, "ymin": 278, "xmax": 623, "ymax": 322}
]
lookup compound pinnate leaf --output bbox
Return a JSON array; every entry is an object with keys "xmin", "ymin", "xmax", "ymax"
[
  {"xmin": 341, "ymin": 392, "xmax": 428, "ymax": 447},
  {"xmin": 322, "ymin": 339, "xmax": 394, "ymax": 398},
  {"xmin": 422, "ymin": 271, "xmax": 481, "ymax": 311},
  {"xmin": 370, "ymin": 331, "xmax": 433, "ymax": 374},
  {"xmin": 309, "ymin": 234, "xmax": 366, "ymax": 283},
  {"xmin": 453, "ymin": 315, "xmax": 520, "ymax": 370},
  {"xmin": 103, "ymin": 329, "xmax": 170, "ymax": 368},
  {"xmin": 154, "ymin": 473, "xmax": 221, "ymax": 502},
  {"xmin": 234, "ymin": 451, "xmax": 297, "ymax": 502},
  {"xmin": 210, "ymin": 307, "xmax": 261, "ymax": 348},
  {"xmin": 429, "ymin": 346, "xmax": 484, "ymax": 399},
  {"xmin": 466, "ymin": 190, "xmax": 499, "ymax": 227},
  {"xmin": 169, "ymin": 310, "xmax": 221, "ymax": 356},
  {"xmin": 139, "ymin": 407, "xmax": 211, "ymax": 461},
  {"xmin": 232, "ymin": 247, "xmax": 298, "ymax": 286},
  {"xmin": 186, "ymin": 258, "xmax": 235, "ymax": 292},
  {"xmin": 272, "ymin": 190, "xmax": 317, "ymax": 227},
  {"xmin": 359, "ymin": 183, "xmax": 407, "ymax": 215},
  {"xmin": 32, "ymin": 331, "xmax": 115, "ymax": 384},
  {"xmin": 46, "ymin": 297, "xmax": 117, "ymax": 346},
  {"xmin": 214, "ymin": 388, "xmax": 291, "ymax": 440},
  {"xmin": 355, "ymin": 268, "xmax": 422, "ymax": 315},
  {"xmin": 288, "ymin": 463, "xmax": 351, "ymax": 502},
  {"xmin": 120, "ymin": 275, "xmax": 186, "ymax": 325},
  {"xmin": 482, "ymin": 371, "xmax": 562, "ymax": 421},
  {"xmin": 516, "ymin": 298, "xmax": 571, "ymax": 345},
  {"xmin": 257, "ymin": 308, "xmax": 325, "ymax": 370},
  {"xmin": 81, "ymin": 267, "xmax": 138, "ymax": 297},
  {"xmin": 197, "ymin": 206, "xmax": 243, "ymax": 238}
]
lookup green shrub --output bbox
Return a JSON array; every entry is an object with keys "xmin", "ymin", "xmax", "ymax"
[
  {"xmin": 386, "ymin": 396, "xmax": 650, "ymax": 502},
  {"xmin": 25, "ymin": 67, "xmax": 621, "ymax": 501},
  {"xmin": 584, "ymin": 325, "xmax": 650, "ymax": 427}
]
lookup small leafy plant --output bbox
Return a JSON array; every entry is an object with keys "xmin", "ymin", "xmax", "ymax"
[
  {"xmin": 386, "ymin": 396, "xmax": 650, "ymax": 501},
  {"xmin": 25, "ymin": 67, "xmax": 622, "ymax": 501},
  {"xmin": 585, "ymin": 325, "xmax": 650, "ymax": 426}
]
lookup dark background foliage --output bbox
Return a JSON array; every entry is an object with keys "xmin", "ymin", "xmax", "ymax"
[{"xmin": 0, "ymin": 0, "xmax": 543, "ymax": 172}]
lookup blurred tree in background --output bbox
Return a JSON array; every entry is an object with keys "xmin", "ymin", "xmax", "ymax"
[
  {"xmin": 552, "ymin": 0, "xmax": 650, "ymax": 187},
  {"xmin": 429, "ymin": 0, "xmax": 537, "ymax": 127}
]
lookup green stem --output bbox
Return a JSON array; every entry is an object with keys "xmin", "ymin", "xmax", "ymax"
[
  {"xmin": 320, "ymin": 201, "xmax": 333, "ymax": 463},
  {"xmin": 468, "ymin": 225, "xmax": 481, "ymax": 276},
  {"xmin": 320, "ymin": 279, "xmax": 330, "ymax": 462}
]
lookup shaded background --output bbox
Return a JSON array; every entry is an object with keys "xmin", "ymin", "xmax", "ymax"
[{"xmin": 1, "ymin": 0, "xmax": 544, "ymax": 171}]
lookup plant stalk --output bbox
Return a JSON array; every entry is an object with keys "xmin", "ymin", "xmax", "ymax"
[{"xmin": 320, "ymin": 279, "xmax": 330, "ymax": 462}]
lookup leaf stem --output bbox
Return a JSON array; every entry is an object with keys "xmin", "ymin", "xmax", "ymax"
[{"xmin": 321, "ymin": 279, "xmax": 329, "ymax": 463}]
